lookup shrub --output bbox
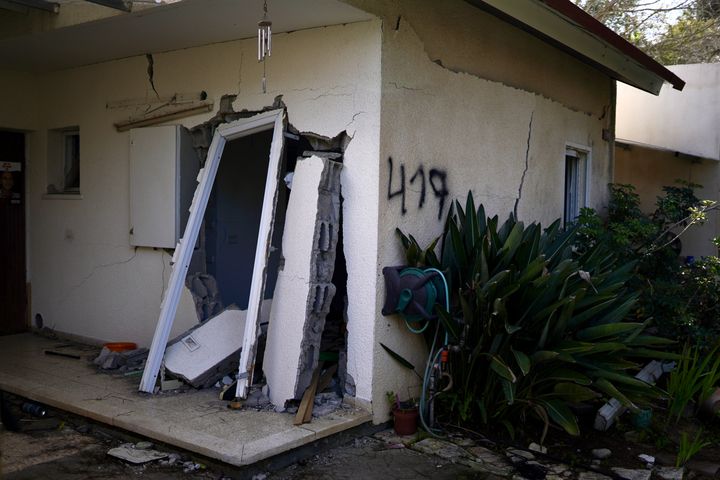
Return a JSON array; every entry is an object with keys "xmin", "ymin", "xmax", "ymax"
[
  {"xmin": 397, "ymin": 192, "xmax": 671, "ymax": 441},
  {"xmin": 574, "ymin": 182, "xmax": 718, "ymax": 347}
]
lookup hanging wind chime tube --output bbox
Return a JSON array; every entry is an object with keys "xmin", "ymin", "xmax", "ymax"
[{"xmin": 257, "ymin": 0, "xmax": 272, "ymax": 93}]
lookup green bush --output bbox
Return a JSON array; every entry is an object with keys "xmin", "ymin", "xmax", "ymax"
[
  {"xmin": 397, "ymin": 192, "xmax": 672, "ymax": 441},
  {"xmin": 676, "ymin": 257, "xmax": 720, "ymax": 347},
  {"xmin": 575, "ymin": 182, "xmax": 718, "ymax": 347}
]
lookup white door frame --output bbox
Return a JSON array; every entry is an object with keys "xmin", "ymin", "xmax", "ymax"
[{"xmin": 139, "ymin": 109, "xmax": 286, "ymax": 394}]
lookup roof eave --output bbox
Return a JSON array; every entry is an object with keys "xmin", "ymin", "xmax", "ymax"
[{"xmin": 465, "ymin": 0, "xmax": 685, "ymax": 95}]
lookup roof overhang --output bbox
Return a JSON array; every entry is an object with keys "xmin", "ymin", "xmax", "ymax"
[
  {"xmin": 0, "ymin": 0, "xmax": 374, "ymax": 72},
  {"xmin": 465, "ymin": 0, "xmax": 685, "ymax": 95},
  {"xmin": 616, "ymin": 138, "xmax": 716, "ymax": 162}
]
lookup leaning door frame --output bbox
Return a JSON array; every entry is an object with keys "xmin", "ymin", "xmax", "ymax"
[{"xmin": 140, "ymin": 109, "xmax": 286, "ymax": 394}]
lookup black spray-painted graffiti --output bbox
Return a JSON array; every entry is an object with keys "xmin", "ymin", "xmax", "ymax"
[{"xmin": 387, "ymin": 157, "xmax": 449, "ymax": 220}]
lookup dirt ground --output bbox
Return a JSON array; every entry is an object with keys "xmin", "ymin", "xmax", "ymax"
[{"xmin": 0, "ymin": 401, "xmax": 486, "ymax": 480}]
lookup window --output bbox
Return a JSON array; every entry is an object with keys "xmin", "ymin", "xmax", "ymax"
[
  {"xmin": 564, "ymin": 146, "xmax": 589, "ymax": 225},
  {"xmin": 47, "ymin": 127, "xmax": 80, "ymax": 195}
]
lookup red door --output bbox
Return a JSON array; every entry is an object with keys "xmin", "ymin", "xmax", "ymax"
[{"xmin": 0, "ymin": 131, "xmax": 27, "ymax": 335}]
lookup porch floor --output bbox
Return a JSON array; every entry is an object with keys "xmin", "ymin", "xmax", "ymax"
[{"xmin": 0, "ymin": 333, "xmax": 371, "ymax": 467}]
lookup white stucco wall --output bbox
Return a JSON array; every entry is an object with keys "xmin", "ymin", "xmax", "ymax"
[
  {"xmin": 616, "ymin": 63, "xmax": 720, "ymax": 161},
  {"xmin": 360, "ymin": 0, "xmax": 614, "ymax": 422},
  {"xmin": 1, "ymin": 20, "xmax": 381, "ymax": 406},
  {"xmin": 615, "ymin": 144, "xmax": 720, "ymax": 258}
]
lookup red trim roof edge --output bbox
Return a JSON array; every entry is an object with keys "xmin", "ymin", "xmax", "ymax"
[{"xmin": 541, "ymin": 0, "xmax": 685, "ymax": 91}]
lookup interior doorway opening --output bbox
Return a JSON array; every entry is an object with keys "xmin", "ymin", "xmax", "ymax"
[{"xmin": 0, "ymin": 130, "xmax": 27, "ymax": 336}]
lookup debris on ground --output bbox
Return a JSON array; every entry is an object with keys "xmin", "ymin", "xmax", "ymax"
[
  {"xmin": 592, "ymin": 448, "xmax": 612, "ymax": 460},
  {"xmin": 312, "ymin": 392, "xmax": 342, "ymax": 417},
  {"xmin": 164, "ymin": 306, "xmax": 247, "ymax": 388},
  {"xmin": 94, "ymin": 346, "xmax": 148, "ymax": 373},
  {"xmin": 106, "ymin": 443, "xmax": 169, "ymax": 464}
]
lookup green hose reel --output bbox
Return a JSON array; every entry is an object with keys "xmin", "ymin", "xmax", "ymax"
[{"xmin": 382, "ymin": 266, "xmax": 448, "ymax": 330}]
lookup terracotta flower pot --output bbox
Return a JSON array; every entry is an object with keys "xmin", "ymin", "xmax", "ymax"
[{"xmin": 393, "ymin": 407, "xmax": 419, "ymax": 435}]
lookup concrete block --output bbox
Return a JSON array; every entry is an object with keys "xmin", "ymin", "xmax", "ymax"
[
  {"xmin": 165, "ymin": 300, "xmax": 271, "ymax": 388},
  {"xmin": 263, "ymin": 156, "xmax": 342, "ymax": 406}
]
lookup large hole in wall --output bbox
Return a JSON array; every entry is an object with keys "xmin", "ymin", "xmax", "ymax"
[{"xmin": 180, "ymin": 96, "xmax": 352, "ymax": 403}]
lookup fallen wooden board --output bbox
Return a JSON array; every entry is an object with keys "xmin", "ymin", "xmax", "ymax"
[{"xmin": 294, "ymin": 363, "xmax": 322, "ymax": 426}]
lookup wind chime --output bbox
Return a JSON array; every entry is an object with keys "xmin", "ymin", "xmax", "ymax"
[{"xmin": 258, "ymin": 0, "xmax": 272, "ymax": 93}]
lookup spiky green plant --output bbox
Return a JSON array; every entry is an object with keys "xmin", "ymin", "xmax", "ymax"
[{"xmin": 397, "ymin": 192, "xmax": 675, "ymax": 441}]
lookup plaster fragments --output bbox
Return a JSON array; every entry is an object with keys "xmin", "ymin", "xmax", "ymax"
[
  {"xmin": 263, "ymin": 155, "xmax": 343, "ymax": 406},
  {"xmin": 164, "ymin": 301, "xmax": 271, "ymax": 388}
]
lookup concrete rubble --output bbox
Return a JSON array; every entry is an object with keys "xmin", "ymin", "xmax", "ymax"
[
  {"xmin": 93, "ymin": 347, "xmax": 148, "ymax": 373},
  {"xmin": 186, "ymin": 273, "xmax": 223, "ymax": 321},
  {"xmin": 107, "ymin": 443, "xmax": 168, "ymax": 464},
  {"xmin": 592, "ymin": 448, "xmax": 612, "ymax": 460},
  {"xmin": 655, "ymin": 467, "xmax": 684, "ymax": 480},
  {"xmin": 612, "ymin": 467, "xmax": 653, "ymax": 480},
  {"xmin": 162, "ymin": 300, "xmax": 271, "ymax": 388},
  {"xmin": 164, "ymin": 306, "xmax": 241, "ymax": 388},
  {"xmin": 364, "ymin": 430, "xmax": 701, "ymax": 480}
]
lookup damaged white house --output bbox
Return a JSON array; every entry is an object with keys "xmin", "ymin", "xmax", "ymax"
[{"xmin": 0, "ymin": 0, "xmax": 684, "ymax": 459}]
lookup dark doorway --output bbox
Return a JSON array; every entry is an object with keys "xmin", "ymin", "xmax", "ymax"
[{"xmin": 0, "ymin": 131, "xmax": 27, "ymax": 335}]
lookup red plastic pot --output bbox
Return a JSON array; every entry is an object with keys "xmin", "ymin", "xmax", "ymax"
[{"xmin": 393, "ymin": 407, "xmax": 419, "ymax": 435}]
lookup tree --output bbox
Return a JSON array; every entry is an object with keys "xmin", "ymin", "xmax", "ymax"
[{"xmin": 575, "ymin": 0, "xmax": 720, "ymax": 64}]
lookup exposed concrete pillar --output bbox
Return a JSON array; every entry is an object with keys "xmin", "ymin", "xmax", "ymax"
[{"xmin": 263, "ymin": 155, "xmax": 342, "ymax": 406}]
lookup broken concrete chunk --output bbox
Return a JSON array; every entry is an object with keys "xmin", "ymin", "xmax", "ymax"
[
  {"xmin": 94, "ymin": 347, "xmax": 148, "ymax": 372},
  {"xmin": 592, "ymin": 448, "xmax": 612, "ymax": 460},
  {"xmin": 611, "ymin": 467, "xmax": 652, "ymax": 480},
  {"xmin": 528, "ymin": 442, "xmax": 547, "ymax": 454},
  {"xmin": 107, "ymin": 445, "xmax": 168, "ymax": 464},
  {"xmin": 312, "ymin": 392, "xmax": 342, "ymax": 417},
  {"xmin": 263, "ymin": 156, "xmax": 343, "ymax": 406},
  {"xmin": 164, "ymin": 307, "xmax": 245, "ymax": 388},
  {"xmin": 187, "ymin": 273, "xmax": 223, "ymax": 322},
  {"xmin": 164, "ymin": 302, "xmax": 271, "ymax": 388},
  {"xmin": 656, "ymin": 467, "xmax": 684, "ymax": 480}
]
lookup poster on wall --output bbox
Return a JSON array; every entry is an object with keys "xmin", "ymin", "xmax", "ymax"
[{"xmin": 0, "ymin": 161, "xmax": 22, "ymax": 206}]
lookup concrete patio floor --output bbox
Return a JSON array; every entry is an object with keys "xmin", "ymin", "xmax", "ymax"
[{"xmin": 0, "ymin": 333, "xmax": 371, "ymax": 467}]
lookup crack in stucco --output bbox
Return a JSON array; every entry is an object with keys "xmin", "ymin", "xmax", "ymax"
[
  {"xmin": 309, "ymin": 92, "xmax": 353, "ymax": 101},
  {"xmin": 66, "ymin": 249, "xmax": 139, "ymax": 294},
  {"xmin": 389, "ymin": 14, "xmax": 597, "ymax": 117},
  {"xmin": 514, "ymin": 111, "xmax": 534, "ymax": 220},
  {"xmin": 344, "ymin": 111, "xmax": 366, "ymax": 129},
  {"xmin": 388, "ymin": 81, "xmax": 426, "ymax": 92},
  {"xmin": 145, "ymin": 54, "xmax": 160, "ymax": 99}
]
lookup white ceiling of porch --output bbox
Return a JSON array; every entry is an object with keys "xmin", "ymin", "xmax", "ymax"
[{"xmin": 0, "ymin": 0, "xmax": 374, "ymax": 72}]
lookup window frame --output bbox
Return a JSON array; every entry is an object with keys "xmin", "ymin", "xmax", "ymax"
[
  {"xmin": 45, "ymin": 126, "xmax": 81, "ymax": 197},
  {"xmin": 61, "ymin": 129, "xmax": 80, "ymax": 194},
  {"xmin": 564, "ymin": 143, "xmax": 591, "ymax": 225}
]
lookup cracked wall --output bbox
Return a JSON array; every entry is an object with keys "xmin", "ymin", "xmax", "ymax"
[
  {"xmin": 364, "ymin": 0, "xmax": 614, "ymax": 423},
  {"xmin": 11, "ymin": 17, "xmax": 382, "ymax": 375}
]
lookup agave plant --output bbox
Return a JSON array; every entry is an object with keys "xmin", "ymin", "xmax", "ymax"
[{"xmin": 397, "ymin": 192, "xmax": 675, "ymax": 441}]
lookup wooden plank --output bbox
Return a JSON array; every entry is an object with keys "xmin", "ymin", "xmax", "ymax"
[{"xmin": 294, "ymin": 363, "xmax": 322, "ymax": 426}]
